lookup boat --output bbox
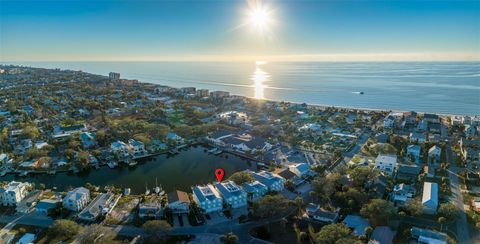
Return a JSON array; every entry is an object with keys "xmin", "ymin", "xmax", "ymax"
[
  {"xmin": 213, "ymin": 150, "xmax": 222, "ymax": 155},
  {"xmin": 352, "ymin": 91, "xmax": 364, "ymax": 95},
  {"xmin": 145, "ymin": 183, "xmax": 150, "ymax": 195}
]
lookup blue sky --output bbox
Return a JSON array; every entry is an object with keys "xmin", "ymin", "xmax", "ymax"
[{"xmin": 1, "ymin": 0, "xmax": 479, "ymax": 61}]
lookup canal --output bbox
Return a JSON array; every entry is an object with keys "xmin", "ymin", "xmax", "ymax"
[{"xmin": 0, "ymin": 146, "xmax": 256, "ymax": 194}]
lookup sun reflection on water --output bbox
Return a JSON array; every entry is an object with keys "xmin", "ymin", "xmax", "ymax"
[{"xmin": 251, "ymin": 61, "xmax": 269, "ymax": 99}]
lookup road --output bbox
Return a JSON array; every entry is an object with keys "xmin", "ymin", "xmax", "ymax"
[{"xmin": 0, "ymin": 212, "xmax": 54, "ymax": 229}]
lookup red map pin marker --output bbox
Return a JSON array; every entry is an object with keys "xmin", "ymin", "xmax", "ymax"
[{"xmin": 215, "ymin": 168, "xmax": 225, "ymax": 182}]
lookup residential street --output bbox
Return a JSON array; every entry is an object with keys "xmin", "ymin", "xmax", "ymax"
[{"xmin": 448, "ymin": 167, "xmax": 471, "ymax": 244}]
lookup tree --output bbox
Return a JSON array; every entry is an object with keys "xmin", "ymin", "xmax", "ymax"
[
  {"xmin": 47, "ymin": 220, "xmax": 83, "ymax": 241},
  {"xmin": 405, "ymin": 199, "xmax": 423, "ymax": 216},
  {"xmin": 438, "ymin": 203, "xmax": 459, "ymax": 220},
  {"xmin": 360, "ymin": 199, "xmax": 395, "ymax": 226},
  {"xmin": 294, "ymin": 196, "xmax": 304, "ymax": 215},
  {"xmin": 142, "ymin": 220, "xmax": 172, "ymax": 236},
  {"xmin": 315, "ymin": 223, "xmax": 355, "ymax": 244},
  {"xmin": 349, "ymin": 167, "xmax": 377, "ymax": 187},
  {"xmin": 220, "ymin": 232, "xmax": 238, "ymax": 244},
  {"xmin": 75, "ymin": 224, "xmax": 116, "ymax": 244},
  {"xmin": 252, "ymin": 195, "xmax": 290, "ymax": 219},
  {"xmin": 228, "ymin": 171, "xmax": 253, "ymax": 185}
]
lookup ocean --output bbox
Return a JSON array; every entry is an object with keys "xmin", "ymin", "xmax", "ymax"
[{"xmin": 4, "ymin": 61, "xmax": 480, "ymax": 115}]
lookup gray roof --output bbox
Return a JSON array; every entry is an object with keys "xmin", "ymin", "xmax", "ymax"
[
  {"xmin": 192, "ymin": 184, "xmax": 221, "ymax": 203},
  {"xmin": 215, "ymin": 181, "xmax": 245, "ymax": 199},
  {"xmin": 242, "ymin": 181, "xmax": 267, "ymax": 193}
]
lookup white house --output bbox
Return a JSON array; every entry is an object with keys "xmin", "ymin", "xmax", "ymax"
[
  {"xmin": 217, "ymin": 111, "xmax": 249, "ymax": 125},
  {"xmin": 375, "ymin": 154, "xmax": 398, "ymax": 176},
  {"xmin": 192, "ymin": 184, "xmax": 223, "ymax": 213},
  {"xmin": 406, "ymin": 144, "xmax": 421, "ymax": 164},
  {"xmin": 390, "ymin": 183, "xmax": 416, "ymax": 206},
  {"xmin": 0, "ymin": 181, "xmax": 29, "ymax": 206},
  {"xmin": 110, "ymin": 141, "xmax": 130, "ymax": 158},
  {"xmin": 222, "ymin": 134, "xmax": 272, "ymax": 154},
  {"xmin": 63, "ymin": 187, "xmax": 90, "ymax": 212},
  {"xmin": 167, "ymin": 190, "xmax": 190, "ymax": 214},
  {"xmin": 428, "ymin": 145, "xmax": 441, "ymax": 164},
  {"xmin": 288, "ymin": 163, "xmax": 311, "ymax": 178},
  {"xmin": 242, "ymin": 181, "xmax": 268, "ymax": 202},
  {"xmin": 215, "ymin": 181, "xmax": 247, "ymax": 208},
  {"xmin": 422, "ymin": 182, "xmax": 438, "ymax": 215},
  {"xmin": 251, "ymin": 170, "xmax": 285, "ymax": 191},
  {"xmin": 128, "ymin": 139, "xmax": 146, "ymax": 156}
]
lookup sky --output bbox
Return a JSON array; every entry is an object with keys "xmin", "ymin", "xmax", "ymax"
[{"xmin": 0, "ymin": 0, "xmax": 479, "ymax": 61}]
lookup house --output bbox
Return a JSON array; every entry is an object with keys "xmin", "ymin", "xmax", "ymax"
[
  {"xmin": 78, "ymin": 192, "xmax": 116, "ymax": 221},
  {"xmin": 222, "ymin": 134, "xmax": 272, "ymax": 154},
  {"xmin": 410, "ymin": 132, "xmax": 426, "ymax": 143},
  {"xmin": 196, "ymin": 89, "xmax": 209, "ymax": 97},
  {"xmin": 167, "ymin": 190, "xmax": 190, "ymax": 214},
  {"xmin": 166, "ymin": 132, "xmax": 184, "ymax": 144},
  {"xmin": 63, "ymin": 187, "xmax": 90, "ymax": 212},
  {"xmin": 215, "ymin": 181, "xmax": 247, "ymax": 208},
  {"xmin": 403, "ymin": 111, "xmax": 418, "ymax": 127},
  {"xmin": 110, "ymin": 141, "xmax": 130, "ymax": 158},
  {"xmin": 450, "ymin": 116, "xmax": 463, "ymax": 126},
  {"xmin": 52, "ymin": 124, "xmax": 86, "ymax": 140},
  {"xmin": 81, "ymin": 132, "xmax": 96, "ymax": 149},
  {"xmin": 288, "ymin": 163, "xmax": 311, "ymax": 178},
  {"xmin": 0, "ymin": 181, "xmax": 29, "ymax": 206},
  {"xmin": 406, "ymin": 145, "xmax": 421, "ymax": 164},
  {"xmin": 390, "ymin": 183, "xmax": 416, "ymax": 206},
  {"xmin": 138, "ymin": 203, "xmax": 162, "ymax": 219},
  {"xmin": 422, "ymin": 182, "xmax": 438, "ymax": 214},
  {"xmin": 242, "ymin": 181, "xmax": 268, "ymax": 202},
  {"xmin": 306, "ymin": 203, "xmax": 339, "ymax": 223},
  {"xmin": 0, "ymin": 153, "xmax": 8, "ymax": 164},
  {"xmin": 210, "ymin": 91, "xmax": 230, "ymax": 99},
  {"xmin": 411, "ymin": 227, "xmax": 447, "ymax": 244},
  {"xmin": 343, "ymin": 215, "xmax": 370, "ymax": 236},
  {"xmin": 251, "ymin": 170, "xmax": 285, "ymax": 191},
  {"xmin": 428, "ymin": 145, "xmax": 441, "ymax": 164},
  {"xmin": 192, "ymin": 184, "xmax": 223, "ymax": 213},
  {"xmin": 375, "ymin": 154, "xmax": 398, "ymax": 176},
  {"xmin": 370, "ymin": 175, "xmax": 388, "ymax": 198},
  {"xmin": 428, "ymin": 123, "xmax": 441, "ymax": 134},
  {"xmin": 369, "ymin": 226, "xmax": 395, "ymax": 244},
  {"xmin": 206, "ymin": 130, "xmax": 234, "ymax": 147},
  {"xmin": 423, "ymin": 114, "xmax": 440, "ymax": 124},
  {"xmin": 128, "ymin": 139, "xmax": 146, "ymax": 156},
  {"xmin": 383, "ymin": 115, "xmax": 396, "ymax": 129},
  {"xmin": 36, "ymin": 199, "xmax": 60, "ymax": 215},
  {"xmin": 16, "ymin": 233, "xmax": 36, "ymax": 244},
  {"xmin": 417, "ymin": 119, "xmax": 429, "ymax": 132},
  {"xmin": 396, "ymin": 164, "xmax": 422, "ymax": 182},
  {"xmin": 217, "ymin": 111, "xmax": 249, "ymax": 125}
]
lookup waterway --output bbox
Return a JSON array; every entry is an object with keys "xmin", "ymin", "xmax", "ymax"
[{"xmin": 0, "ymin": 146, "xmax": 255, "ymax": 194}]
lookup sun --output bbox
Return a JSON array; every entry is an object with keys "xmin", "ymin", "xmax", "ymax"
[{"xmin": 246, "ymin": 0, "xmax": 274, "ymax": 33}]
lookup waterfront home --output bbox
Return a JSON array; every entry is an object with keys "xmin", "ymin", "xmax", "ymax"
[
  {"xmin": 411, "ymin": 227, "xmax": 447, "ymax": 244},
  {"xmin": 0, "ymin": 153, "xmax": 8, "ymax": 164},
  {"xmin": 396, "ymin": 164, "xmax": 422, "ymax": 182},
  {"xmin": 63, "ymin": 187, "xmax": 90, "ymax": 212},
  {"xmin": 206, "ymin": 130, "xmax": 234, "ymax": 147},
  {"xmin": 167, "ymin": 190, "xmax": 190, "ymax": 214},
  {"xmin": 196, "ymin": 89, "xmax": 209, "ymax": 97},
  {"xmin": 343, "ymin": 215, "xmax": 370, "ymax": 236},
  {"xmin": 192, "ymin": 184, "xmax": 223, "ymax": 213},
  {"xmin": 422, "ymin": 182, "xmax": 439, "ymax": 215},
  {"xmin": 81, "ymin": 132, "xmax": 96, "ymax": 149},
  {"xmin": 242, "ymin": 181, "xmax": 268, "ymax": 202},
  {"xmin": 210, "ymin": 91, "xmax": 230, "ymax": 99},
  {"xmin": 390, "ymin": 183, "xmax": 416, "ymax": 206},
  {"xmin": 78, "ymin": 192, "xmax": 117, "ymax": 221},
  {"xmin": 215, "ymin": 181, "xmax": 247, "ymax": 209},
  {"xmin": 110, "ymin": 141, "xmax": 130, "ymax": 158},
  {"xmin": 166, "ymin": 132, "xmax": 184, "ymax": 145},
  {"xmin": 406, "ymin": 144, "xmax": 421, "ymax": 164},
  {"xmin": 423, "ymin": 113, "xmax": 440, "ymax": 124},
  {"xmin": 0, "ymin": 181, "xmax": 29, "ymax": 206},
  {"xmin": 36, "ymin": 199, "xmax": 61, "ymax": 215},
  {"xmin": 251, "ymin": 170, "xmax": 285, "ymax": 191},
  {"xmin": 288, "ymin": 163, "xmax": 312, "ymax": 178},
  {"xmin": 222, "ymin": 134, "xmax": 273, "ymax": 155},
  {"xmin": 409, "ymin": 132, "xmax": 426, "ymax": 144},
  {"xmin": 369, "ymin": 226, "xmax": 395, "ymax": 244},
  {"xmin": 128, "ymin": 139, "xmax": 146, "ymax": 156},
  {"xmin": 306, "ymin": 203, "xmax": 339, "ymax": 223},
  {"xmin": 217, "ymin": 111, "xmax": 249, "ymax": 125},
  {"xmin": 403, "ymin": 111, "xmax": 418, "ymax": 127},
  {"xmin": 180, "ymin": 87, "xmax": 196, "ymax": 95},
  {"xmin": 374, "ymin": 154, "xmax": 398, "ymax": 176},
  {"xmin": 138, "ymin": 202, "xmax": 162, "ymax": 219},
  {"xmin": 428, "ymin": 145, "xmax": 442, "ymax": 164}
]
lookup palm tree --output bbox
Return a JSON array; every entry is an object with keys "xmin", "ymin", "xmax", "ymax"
[{"xmin": 220, "ymin": 232, "xmax": 238, "ymax": 244}]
